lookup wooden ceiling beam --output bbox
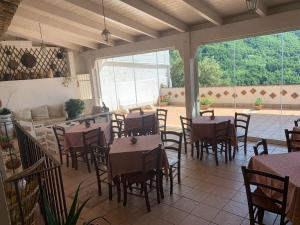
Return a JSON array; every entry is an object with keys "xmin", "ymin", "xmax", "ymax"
[
  {"xmin": 181, "ymin": 0, "xmax": 223, "ymax": 25},
  {"xmin": 0, "ymin": 0, "xmax": 22, "ymax": 37},
  {"xmin": 65, "ymin": 0, "xmax": 159, "ymax": 38},
  {"xmin": 120, "ymin": 0, "xmax": 188, "ymax": 32},
  {"xmin": 21, "ymin": 0, "xmax": 135, "ymax": 43}
]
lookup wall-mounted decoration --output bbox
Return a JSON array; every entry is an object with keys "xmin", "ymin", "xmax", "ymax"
[{"xmin": 0, "ymin": 46, "xmax": 69, "ymax": 82}]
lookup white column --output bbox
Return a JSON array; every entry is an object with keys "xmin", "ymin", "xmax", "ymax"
[{"xmin": 177, "ymin": 33, "xmax": 199, "ymax": 118}]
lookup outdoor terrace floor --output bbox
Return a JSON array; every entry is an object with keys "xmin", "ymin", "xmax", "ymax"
[
  {"xmin": 60, "ymin": 143, "xmax": 290, "ymax": 225},
  {"xmin": 155, "ymin": 106, "xmax": 300, "ymax": 142}
]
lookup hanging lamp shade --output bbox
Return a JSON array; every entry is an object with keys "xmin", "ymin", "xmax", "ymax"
[
  {"xmin": 101, "ymin": 28, "xmax": 111, "ymax": 43},
  {"xmin": 246, "ymin": 0, "xmax": 259, "ymax": 13}
]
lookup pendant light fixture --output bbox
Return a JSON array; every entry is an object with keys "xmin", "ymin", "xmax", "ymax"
[
  {"xmin": 101, "ymin": 0, "xmax": 111, "ymax": 43},
  {"xmin": 245, "ymin": 0, "xmax": 259, "ymax": 13},
  {"xmin": 38, "ymin": 23, "xmax": 46, "ymax": 51}
]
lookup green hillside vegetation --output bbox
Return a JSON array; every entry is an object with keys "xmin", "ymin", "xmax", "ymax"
[{"xmin": 170, "ymin": 31, "xmax": 300, "ymax": 87}]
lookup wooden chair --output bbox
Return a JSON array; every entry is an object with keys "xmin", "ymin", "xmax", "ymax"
[
  {"xmin": 72, "ymin": 128, "xmax": 101, "ymax": 173},
  {"xmin": 201, "ymin": 120, "xmax": 231, "ymax": 166},
  {"xmin": 91, "ymin": 145, "xmax": 121, "ymax": 202},
  {"xmin": 129, "ymin": 107, "xmax": 142, "ymax": 113},
  {"xmin": 114, "ymin": 113, "xmax": 126, "ymax": 133},
  {"xmin": 156, "ymin": 109, "xmax": 168, "ymax": 133},
  {"xmin": 285, "ymin": 129, "xmax": 300, "ymax": 152},
  {"xmin": 294, "ymin": 118, "xmax": 300, "ymax": 127},
  {"xmin": 253, "ymin": 139, "xmax": 268, "ymax": 156},
  {"xmin": 53, "ymin": 125, "xmax": 71, "ymax": 166},
  {"xmin": 122, "ymin": 145, "xmax": 163, "ymax": 212},
  {"xmin": 141, "ymin": 114, "xmax": 156, "ymax": 135},
  {"xmin": 235, "ymin": 113, "xmax": 251, "ymax": 155},
  {"xmin": 200, "ymin": 110, "xmax": 214, "ymax": 117},
  {"xmin": 111, "ymin": 119, "xmax": 121, "ymax": 141},
  {"xmin": 241, "ymin": 166, "xmax": 289, "ymax": 225},
  {"xmin": 161, "ymin": 131, "xmax": 182, "ymax": 195},
  {"xmin": 180, "ymin": 116, "xmax": 195, "ymax": 156}
]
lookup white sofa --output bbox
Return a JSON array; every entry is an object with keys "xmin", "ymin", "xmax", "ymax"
[{"xmin": 13, "ymin": 104, "xmax": 67, "ymax": 126}]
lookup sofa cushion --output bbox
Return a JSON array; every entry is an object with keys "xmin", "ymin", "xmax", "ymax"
[
  {"xmin": 48, "ymin": 104, "xmax": 64, "ymax": 118},
  {"xmin": 31, "ymin": 105, "xmax": 49, "ymax": 120},
  {"xmin": 33, "ymin": 117, "xmax": 66, "ymax": 126},
  {"xmin": 13, "ymin": 109, "xmax": 32, "ymax": 121}
]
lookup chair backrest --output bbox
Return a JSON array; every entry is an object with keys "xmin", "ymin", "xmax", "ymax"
[
  {"xmin": 285, "ymin": 129, "xmax": 300, "ymax": 152},
  {"xmin": 111, "ymin": 119, "xmax": 121, "ymax": 140},
  {"xmin": 294, "ymin": 119, "xmax": 300, "ymax": 127},
  {"xmin": 200, "ymin": 110, "xmax": 214, "ymax": 117},
  {"xmin": 180, "ymin": 116, "xmax": 192, "ymax": 139},
  {"xmin": 141, "ymin": 114, "xmax": 156, "ymax": 135},
  {"xmin": 214, "ymin": 120, "xmax": 230, "ymax": 141},
  {"xmin": 241, "ymin": 166, "xmax": 289, "ymax": 222},
  {"xmin": 114, "ymin": 113, "xmax": 125, "ymax": 132},
  {"xmin": 142, "ymin": 145, "xmax": 162, "ymax": 179},
  {"xmin": 129, "ymin": 107, "xmax": 142, "ymax": 113},
  {"xmin": 253, "ymin": 139, "xmax": 268, "ymax": 156},
  {"xmin": 161, "ymin": 131, "xmax": 182, "ymax": 160},
  {"xmin": 91, "ymin": 145, "xmax": 109, "ymax": 170},
  {"xmin": 235, "ymin": 113, "xmax": 251, "ymax": 135},
  {"xmin": 156, "ymin": 109, "xmax": 168, "ymax": 132},
  {"xmin": 53, "ymin": 125, "xmax": 65, "ymax": 152},
  {"xmin": 83, "ymin": 127, "xmax": 101, "ymax": 148}
]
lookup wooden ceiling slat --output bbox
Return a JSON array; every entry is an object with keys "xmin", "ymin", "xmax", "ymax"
[{"xmin": 0, "ymin": 0, "xmax": 22, "ymax": 37}]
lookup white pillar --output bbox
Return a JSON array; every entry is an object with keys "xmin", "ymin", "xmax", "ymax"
[{"xmin": 177, "ymin": 33, "xmax": 199, "ymax": 118}]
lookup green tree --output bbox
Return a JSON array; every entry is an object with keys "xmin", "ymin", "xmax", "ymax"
[
  {"xmin": 169, "ymin": 50, "xmax": 184, "ymax": 87},
  {"xmin": 198, "ymin": 57, "xmax": 228, "ymax": 87}
]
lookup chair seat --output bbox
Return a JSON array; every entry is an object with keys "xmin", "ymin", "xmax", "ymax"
[
  {"xmin": 252, "ymin": 188, "xmax": 282, "ymax": 214},
  {"xmin": 168, "ymin": 158, "xmax": 179, "ymax": 167},
  {"xmin": 123, "ymin": 170, "xmax": 156, "ymax": 183}
]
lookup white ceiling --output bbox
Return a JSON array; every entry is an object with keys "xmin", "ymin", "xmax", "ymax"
[{"xmin": 4, "ymin": 0, "xmax": 300, "ymax": 51}]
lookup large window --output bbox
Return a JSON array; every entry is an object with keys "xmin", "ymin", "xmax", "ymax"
[{"xmin": 97, "ymin": 50, "xmax": 170, "ymax": 110}]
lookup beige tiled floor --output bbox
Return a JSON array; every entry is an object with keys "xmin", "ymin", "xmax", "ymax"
[
  {"xmin": 60, "ymin": 142, "xmax": 290, "ymax": 225},
  {"xmin": 154, "ymin": 106, "xmax": 300, "ymax": 141}
]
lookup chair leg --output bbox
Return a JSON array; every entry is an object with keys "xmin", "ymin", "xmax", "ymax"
[
  {"xmin": 159, "ymin": 171, "xmax": 164, "ymax": 199},
  {"xmin": 257, "ymin": 208, "xmax": 264, "ymax": 224},
  {"xmin": 169, "ymin": 167, "xmax": 173, "ymax": 195},
  {"xmin": 177, "ymin": 164, "xmax": 181, "ymax": 184},
  {"xmin": 66, "ymin": 154, "xmax": 69, "ymax": 167},
  {"xmin": 200, "ymin": 141, "xmax": 204, "ymax": 160},
  {"xmin": 108, "ymin": 183, "xmax": 112, "ymax": 200},
  {"xmin": 196, "ymin": 141, "xmax": 200, "ymax": 159},
  {"xmin": 224, "ymin": 141, "xmax": 228, "ymax": 163},
  {"xmin": 59, "ymin": 152, "xmax": 63, "ymax": 165},
  {"xmin": 97, "ymin": 175, "xmax": 102, "ymax": 196},
  {"xmin": 191, "ymin": 143, "xmax": 194, "ymax": 156},
  {"xmin": 184, "ymin": 140, "xmax": 188, "ymax": 155},
  {"xmin": 213, "ymin": 143, "xmax": 218, "ymax": 166},
  {"xmin": 143, "ymin": 183, "xmax": 151, "ymax": 212},
  {"xmin": 122, "ymin": 179, "xmax": 127, "ymax": 207},
  {"xmin": 155, "ymin": 176, "xmax": 160, "ymax": 204},
  {"xmin": 244, "ymin": 138, "xmax": 247, "ymax": 155}
]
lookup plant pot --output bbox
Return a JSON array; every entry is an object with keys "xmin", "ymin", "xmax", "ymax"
[
  {"xmin": 160, "ymin": 102, "xmax": 169, "ymax": 107},
  {"xmin": 200, "ymin": 104, "xmax": 210, "ymax": 110},
  {"xmin": 0, "ymin": 114, "xmax": 14, "ymax": 138},
  {"xmin": 5, "ymin": 158, "xmax": 21, "ymax": 170},
  {"xmin": 254, "ymin": 105, "xmax": 263, "ymax": 110}
]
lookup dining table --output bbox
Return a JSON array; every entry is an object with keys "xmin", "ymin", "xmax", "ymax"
[
  {"xmin": 63, "ymin": 121, "xmax": 111, "ymax": 150},
  {"xmin": 108, "ymin": 135, "xmax": 169, "ymax": 183},
  {"xmin": 191, "ymin": 116, "xmax": 237, "ymax": 144},
  {"xmin": 248, "ymin": 152, "xmax": 300, "ymax": 224},
  {"xmin": 124, "ymin": 111, "xmax": 158, "ymax": 134}
]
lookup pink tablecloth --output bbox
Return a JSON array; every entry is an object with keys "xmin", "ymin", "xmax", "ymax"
[
  {"xmin": 64, "ymin": 122, "xmax": 111, "ymax": 150},
  {"xmin": 248, "ymin": 152, "xmax": 300, "ymax": 224},
  {"xmin": 191, "ymin": 116, "xmax": 237, "ymax": 144},
  {"xmin": 124, "ymin": 111, "xmax": 158, "ymax": 134},
  {"xmin": 108, "ymin": 135, "xmax": 168, "ymax": 183}
]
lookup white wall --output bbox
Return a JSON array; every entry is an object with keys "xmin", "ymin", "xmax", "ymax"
[{"xmin": 0, "ymin": 78, "xmax": 80, "ymax": 111}]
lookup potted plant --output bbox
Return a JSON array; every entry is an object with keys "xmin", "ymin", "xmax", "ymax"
[
  {"xmin": 254, "ymin": 97, "xmax": 263, "ymax": 110},
  {"xmin": 200, "ymin": 97, "xmax": 213, "ymax": 110},
  {"xmin": 43, "ymin": 184, "xmax": 110, "ymax": 225},
  {"xmin": 0, "ymin": 107, "xmax": 14, "ymax": 137},
  {"xmin": 0, "ymin": 135, "xmax": 14, "ymax": 150},
  {"xmin": 160, "ymin": 95, "xmax": 170, "ymax": 107},
  {"xmin": 65, "ymin": 99, "xmax": 85, "ymax": 120}
]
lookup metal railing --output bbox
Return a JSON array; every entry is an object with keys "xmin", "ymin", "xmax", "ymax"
[{"xmin": 2, "ymin": 122, "xmax": 67, "ymax": 225}]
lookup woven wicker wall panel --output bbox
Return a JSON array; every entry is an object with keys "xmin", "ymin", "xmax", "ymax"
[{"xmin": 0, "ymin": 46, "xmax": 69, "ymax": 81}]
